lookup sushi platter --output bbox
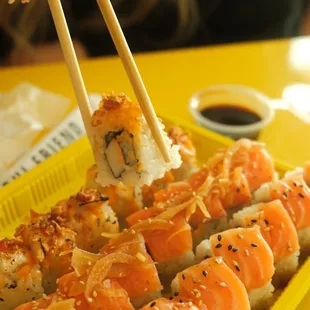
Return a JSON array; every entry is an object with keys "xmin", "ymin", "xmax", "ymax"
[{"xmin": 1, "ymin": 102, "xmax": 310, "ymax": 309}]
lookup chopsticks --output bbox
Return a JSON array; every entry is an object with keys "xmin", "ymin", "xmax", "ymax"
[
  {"xmin": 47, "ymin": 0, "xmax": 170, "ymax": 162},
  {"xmin": 96, "ymin": 0, "xmax": 171, "ymax": 163},
  {"xmin": 47, "ymin": 0, "xmax": 94, "ymax": 146}
]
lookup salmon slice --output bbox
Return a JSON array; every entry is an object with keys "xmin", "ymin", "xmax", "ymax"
[
  {"xmin": 140, "ymin": 298, "xmax": 203, "ymax": 310},
  {"xmin": 172, "ymin": 257, "xmax": 250, "ymax": 310},
  {"xmin": 15, "ymin": 272, "xmax": 135, "ymax": 310},
  {"xmin": 143, "ymin": 214, "xmax": 193, "ymax": 263},
  {"xmin": 269, "ymin": 174, "xmax": 310, "ymax": 229},
  {"xmin": 231, "ymin": 200, "xmax": 300, "ymax": 263},
  {"xmin": 209, "ymin": 227, "xmax": 275, "ymax": 291},
  {"xmin": 100, "ymin": 232, "xmax": 163, "ymax": 297},
  {"xmin": 232, "ymin": 140, "xmax": 274, "ymax": 191}
]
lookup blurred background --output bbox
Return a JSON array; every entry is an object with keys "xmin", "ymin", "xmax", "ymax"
[{"xmin": 1, "ymin": 0, "xmax": 310, "ymax": 67}]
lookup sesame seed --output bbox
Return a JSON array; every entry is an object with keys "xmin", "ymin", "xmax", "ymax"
[
  {"xmin": 174, "ymin": 292, "xmax": 179, "ymax": 296},
  {"xmin": 228, "ymin": 245, "xmax": 232, "ymax": 251},
  {"xmin": 148, "ymin": 218, "xmax": 152, "ymax": 224},
  {"xmin": 299, "ymin": 193, "xmax": 305, "ymax": 198},
  {"xmin": 76, "ymin": 301, "xmax": 82, "ymax": 306},
  {"xmin": 192, "ymin": 289, "xmax": 201, "ymax": 298},
  {"xmin": 198, "ymin": 300, "xmax": 203, "ymax": 306},
  {"xmin": 215, "ymin": 243, "xmax": 222, "ymax": 248},
  {"xmin": 80, "ymin": 280, "xmax": 85, "ymax": 285},
  {"xmin": 251, "ymin": 243, "xmax": 258, "ymax": 247},
  {"xmin": 219, "ymin": 282, "xmax": 227, "ymax": 287},
  {"xmin": 232, "ymin": 247, "xmax": 238, "ymax": 252},
  {"xmin": 280, "ymin": 223, "xmax": 284, "ymax": 229},
  {"xmin": 87, "ymin": 261, "xmax": 92, "ymax": 266},
  {"xmin": 93, "ymin": 290, "xmax": 98, "ymax": 298},
  {"xmin": 87, "ymin": 298, "xmax": 93, "ymax": 303},
  {"xmin": 131, "ymin": 229, "xmax": 136, "ymax": 234},
  {"xmin": 188, "ymin": 302, "xmax": 193, "ymax": 306},
  {"xmin": 288, "ymin": 247, "xmax": 293, "ymax": 252},
  {"xmin": 169, "ymin": 220, "xmax": 174, "ymax": 225},
  {"xmin": 245, "ymin": 249, "xmax": 250, "ymax": 256},
  {"xmin": 202, "ymin": 270, "xmax": 208, "ymax": 277},
  {"xmin": 264, "ymin": 219, "xmax": 269, "ymax": 225},
  {"xmin": 264, "ymin": 227, "xmax": 271, "ymax": 232},
  {"xmin": 217, "ymin": 235, "xmax": 222, "ymax": 242},
  {"xmin": 199, "ymin": 285, "xmax": 207, "ymax": 290},
  {"xmin": 251, "ymin": 219, "xmax": 257, "ymax": 223},
  {"xmin": 215, "ymin": 257, "xmax": 222, "ymax": 264},
  {"xmin": 150, "ymin": 301, "xmax": 156, "ymax": 307},
  {"xmin": 182, "ymin": 274, "xmax": 186, "ymax": 280}
]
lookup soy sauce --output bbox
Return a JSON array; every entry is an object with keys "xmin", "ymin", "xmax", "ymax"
[{"xmin": 200, "ymin": 105, "xmax": 261, "ymax": 126}]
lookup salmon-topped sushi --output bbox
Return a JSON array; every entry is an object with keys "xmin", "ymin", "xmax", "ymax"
[
  {"xmin": 254, "ymin": 172, "xmax": 310, "ymax": 253},
  {"xmin": 15, "ymin": 216, "xmax": 76, "ymax": 294},
  {"xmin": 126, "ymin": 195, "xmax": 209, "ymax": 286},
  {"xmin": 86, "ymin": 164, "xmax": 143, "ymax": 225},
  {"xmin": 99, "ymin": 231, "xmax": 163, "ymax": 308},
  {"xmin": 91, "ymin": 93, "xmax": 181, "ymax": 187},
  {"xmin": 171, "ymin": 257, "xmax": 250, "ymax": 310},
  {"xmin": 167, "ymin": 126, "xmax": 198, "ymax": 181},
  {"xmin": 140, "ymin": 298, "xmax": 202, "ymax": 310},
  {"xmin": 0, "ymin": 239, "xmax": 44, "ymax": 310},
  {"xmin": 231, "ymin": 200, "xmax": 300, "ymax": 287},
  {"xmin": 51, "ymin": 187, "xmax": 119, "ymax": 252},
  {"xmin": 196, "ymin": 227, "xmax": 275, "ymax": 309},
  {"xmin": 15, "ymin": 272, "xmax": 135, "ymax": 310}
]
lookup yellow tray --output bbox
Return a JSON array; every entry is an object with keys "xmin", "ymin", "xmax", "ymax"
[{"xmin": 0, "ymin": 115, "xmax": 307, "ymax": 310}]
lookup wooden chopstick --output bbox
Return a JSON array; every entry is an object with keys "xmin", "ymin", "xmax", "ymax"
[
  {"xmin": 96, "ymin": 0, "xmax": 171, "ymax": 163},
  {"xmin": 47, "ymin": 0, "xmax": 94, "ymax": 147}
]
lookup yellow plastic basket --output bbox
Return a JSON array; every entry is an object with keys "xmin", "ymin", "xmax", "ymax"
[{"xmin": 0, "ymin": 115, "xmax": 307, "ymax": 310}]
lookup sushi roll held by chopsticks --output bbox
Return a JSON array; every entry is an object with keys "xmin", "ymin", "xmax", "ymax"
[{"xmin": 91, "ymin": 93, "xmax": 181, "ymax": 187}]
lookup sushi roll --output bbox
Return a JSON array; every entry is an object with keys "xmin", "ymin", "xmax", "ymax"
[
  {"xmin": 230, "ymin": 200, "xmax": 300, "ymax": 287},
  {"xmin": 15, "ymin": 215, "xmax": 77, "ymax": 293},
  {"xmin": 51, "ymin": 187, "xmax": 119, "ymax": 252},
  {"xmin": 188, "ymin": 139, "xmax": 275, "ymax": 245},
  {"xmin": 196, "ymin": 226, "xmax": 275, "ymax": 309},
  {"xmin": 99, "ymin": 231, "xmax": 163, "ymax": 308},
  {"xmin": 140, "ymin": 298, "xmax": 201, "ymax": 310},
  {"xmin": 15, "ymin": 272, "xmax": 135, "ymax": 310},
  {"xmin": 171, "ymin": 257, "xmax": 250, "ymax": 310},
  {"xmin": 167, "ymin": 126, "xmax": 198, "ymax": 181},
  {"xmin": 91, "ymin": 93, "xmax": 181, "ymax": 187},
  {"xmin": 0, "ymin": 239, "xmax": 44, "ymax": 310},
  {"xmin": 254, "ymin": 171, "xmax": 310, "ymax": 254},
  {"xmin": 86, "ymin": 164, "xmax": 143, "ymax": 225}
]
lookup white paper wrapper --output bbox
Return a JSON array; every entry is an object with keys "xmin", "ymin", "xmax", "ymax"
[{"xmin": 0, "ymin": 83, "xmax": 71, "ymax": 169}]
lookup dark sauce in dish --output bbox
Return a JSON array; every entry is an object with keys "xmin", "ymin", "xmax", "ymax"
[{"xmin": 200, "ymin": 105, "xmax": 261, "ymax": 126}]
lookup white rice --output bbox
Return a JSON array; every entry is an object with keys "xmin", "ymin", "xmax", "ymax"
[
  {"xmin": 195, "ymin": 239, "xmax": 212, "ymax": 263},
  {"xmin": 94, "ymin": 117, "xmax": 181, "ymax": 187},
  {"xmin": 248, "ymin": 281, "xmax": 275, "ymax": 310},
  {"xmin": 157, "ymin": 251, "xmax": 195, "ymax": 289},
  {"xmin": 0, "ymin": 249, "xmax": 44, "ymax": 309},
  {"xmin": 131, "ymin": 291, "xmax": 161, "ymax": 309}
]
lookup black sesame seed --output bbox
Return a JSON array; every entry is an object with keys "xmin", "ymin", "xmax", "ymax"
[
  {"xmin": 100, "ymin": 195, "xmax": 109, "ymax": 201},
  {"xmin": 182, "ymin": 274, "xmax": 186, "ymax": 280},
  {"xmin": 204, "ymin": 255, "xmax": 210, "ymax": 259},
  {"xmin": 251, "ymin": 219, "xmax": 257, "ymax": 223},
  {"xmin": 228, "ymin": 245, "xmax": 233, "ymax": 251},
  {"xmin": 283, "ymin": 192, "xmax": 288, "ymax": 198},
  {"xmin": 150, "ymin": 301, "xmax": 156, "ymax": 307},
  {"xmin": 217, "ymin": 235, "xmax": 222, "ymax": 242},
  {"xmin": 232, "ymin": 247, "xmax": 238, "ymax": 252},
  {"xmin": 215, "ymin": 243, "xmax": 222, "ymax": 249},
  {"xmin": 293, "ymin": 182, "xmax": 297, "ymax": 187},
  {"xmin": 236, "ymin": 187, "xmax": 240, "ymax": 193},
  {"xmin": 169, "ymin": 297, "xmax": 173, "ymax": 300},
  {"xmin": 106, "ymin": 216, "xmax": 111, "ymax": 222},
  {"xmin": 299, "ymin": 193, "xmax": 305, "ymax": 198},
  {"xmin": 112, "ymin": 220, "xmax": 117, "ymax": 224},
  {"xmin": 235, "ymin": 265, "xmax": 241, "ymax": 272},
  {"xmin": 251, "ymin": 243, "xmax": 258, "ymax": 247},
  {"xmin": 174, "ymin": 292, "xmax": 179, "ymax": 296},
  {"xmin": 264, "ymin": 219, "xmax": 269, "ymax": 225},
  {"xmin": 202, "ymin": 270, "xmax": 208, "ymax": 277},
  {"xmin": 179, "ymin": 299, "xmax": 184, "ymax": 303},
  {"xmin": 0, "ymin": 298, "xmax": 3, "ymax": 302}
]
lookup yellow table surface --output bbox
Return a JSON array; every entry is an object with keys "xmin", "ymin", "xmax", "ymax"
[{"xmin": 1, "ymin": 37, "xmax": 310, "ymax": 308}]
